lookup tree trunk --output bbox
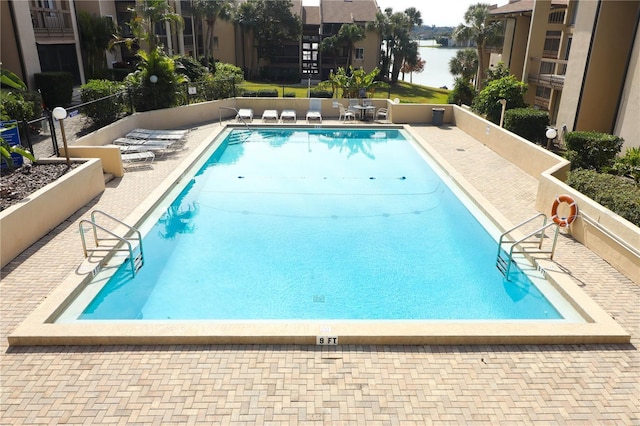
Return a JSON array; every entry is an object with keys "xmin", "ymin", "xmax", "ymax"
[{"xmin": 476, "ymin": 42, "xmax": 486, "ymax": 90}]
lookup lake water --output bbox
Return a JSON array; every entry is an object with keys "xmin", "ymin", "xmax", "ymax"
[{"xmin": 401, "ymin": 40, "xmax": 465, "ymax": 90}]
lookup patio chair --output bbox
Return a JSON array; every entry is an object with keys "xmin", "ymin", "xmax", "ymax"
[
  {"xmin": 306, "ymin": 99, "xmax": 322, "ymax": 123},
  {"xmin": 280, "ymin": 110, "xmax": 297, "ymax": 122},
  {"xmin": 376, "ymin": 108, "xmax": 389, "ymax": 122},
  {"xmin": 337, "ymin": 103, "xmax": 355, "ymax": 122},
  {"xmin": 236, "ymin": 108, "xmax": 254, "ymax": 122}
]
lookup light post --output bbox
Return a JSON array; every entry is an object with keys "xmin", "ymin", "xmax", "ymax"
[
  {"xmin": 498, "ymin": 98, "xmax": 507, "ymax": 127},
  {"xmin": 149, "ymin": 74, "xmax": 158, "ymax": 109},
  {"xmin": 52, "ymin": 106, "xmax": 70, "ymax": 166},
  {"xmin": 546, "ymin": 127, "xmax": 558, "ymax": 150}
]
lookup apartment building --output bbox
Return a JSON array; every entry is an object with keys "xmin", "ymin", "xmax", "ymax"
[
  {"xmin": 1, "ymin": 0, "xmax": 381, "ymax": 90},
  {"xmin": 489, "ymin": 0, "xmax": 639, "ymax": 148}
]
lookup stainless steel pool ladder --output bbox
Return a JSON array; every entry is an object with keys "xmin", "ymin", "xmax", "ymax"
[
  {"xmin": 79, "ymin": 210, "xmax": 144, "ymax": 277},
  {"xmin": 496, "ymin": 213, "xmax": 560, "ymax": 280}
]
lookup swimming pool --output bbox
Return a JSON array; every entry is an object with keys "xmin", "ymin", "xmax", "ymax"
[
  {"xmin": 11, "ymin": 124, "xmax": 631, "ymax": 345},
  {"xmin": 59, "ymin": 128, "xmax": 578, "ymax": 322}
]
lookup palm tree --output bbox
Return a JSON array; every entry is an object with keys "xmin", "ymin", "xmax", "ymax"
[
  {"xmin": 388, "ymin": 11, "xmax": 418, "ymax": 84},
  {"xmin": 77, "ymin": 11, "xmax": 116, "ymax": 79},
  {"xmin": 367, "ymin": 9, "xmax": 393, "ymax": 80},
  {"xmin": 109, "ymin": 0, "xmax": 183, "ymax": 56},
  {"xmin": 453, "ymin": 3, "xmax": 502, "ymax": 90},
  {"xmin": 126, "ymin": 0, "xmax": 183, "ymax": 53},
  {"xmin": 404, "ymin": 7, "xmax": 423, "ymax": 28},
  {"xmin": 448, "ymin": 48, "xmax": 478, "ymax": 84},
  {"xmin": 401, "ymin": 56, "xmax": 425, "ymax": 84},
  {"xmin": 234, "ymin": 1, "xmax": 259, "ymax": 78},
  {"xmin": 192, "ymin": 0, "xmax": 234, "ymax": 69},
  {"xmin": 320, "ymin": 35, "xmax": 341, "ymax": 72},
  {"xmin": 337, "ymin": 23, "xmax": 365, "ymax": 68}
]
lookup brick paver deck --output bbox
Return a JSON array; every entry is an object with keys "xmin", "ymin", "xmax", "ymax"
[{"xmin": 1, "ymin": 122, "xmax": 638, "ymax": 424}]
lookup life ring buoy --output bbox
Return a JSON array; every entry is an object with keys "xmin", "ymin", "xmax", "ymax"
[{"xmin": 551, "ymin": 195, "xmax": 578, "ymax": 227}]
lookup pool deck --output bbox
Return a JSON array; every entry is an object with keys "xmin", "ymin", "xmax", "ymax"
[{"xmin": 2, "ymin": 121, "xmax": 638, "ymax": 423}]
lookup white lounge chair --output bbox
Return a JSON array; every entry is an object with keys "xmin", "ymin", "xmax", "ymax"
[
  {"xmin": 261, "ymin": 109, "xmax": 279, "ymax": 122},
  {"xmin": 121, "ymin": 151, "xmax": 155, "ymax": 165},
  {"xmin": 236, "ymin": 109, "xmax": 254, "ymax": 122},
  {"xmin": 306, "ymin": 99, "xmax": 322, "ymax": 123},
  {"xmin": 126, "ymin": 128, "xmax": 188, "ymax": 141},
  {"xmin": 280, "ymin": 110, "xmax": 297, "ymax": 122},
  {"xmin": 113, "ymin": 137, "xmax": 177, "ymax": 150}
]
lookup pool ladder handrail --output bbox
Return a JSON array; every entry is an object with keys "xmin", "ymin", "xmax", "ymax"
[
  {"xmin": 79, "ymin": 210, "xmax": 144, "ymax": 277},
  {"xmin": 496, "ymin": 213, "xmax": 560, "ymax": 280},
  {"xmin": 218, "ymin": 106, "xmax": 251, "ymax": 130}
]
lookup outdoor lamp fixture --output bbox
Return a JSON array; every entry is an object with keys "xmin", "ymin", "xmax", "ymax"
[
  {"xmin": 149, "ymin": 75, "xmax": 158, "ymax": 109},
  {"xmin": 52, "ymin": 106, "xmax": 71, "ymax": 166},
  {"xmin": 498, "ymin": 98, "xmax": 507, "ymax": 127},
  {"xmin": 546, "ymin": 127, "xmax": 558, "ymax": 150}
]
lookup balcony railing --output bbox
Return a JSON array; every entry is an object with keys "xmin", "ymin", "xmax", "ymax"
[
  {"xmin": 528, "ymin": 57, "xmax": 567, "ymax": 90},
  {"xmin": 534, "ymin": 96, "xmax": 550, "ymax": 109},
  {"xmin": 31, "ymin": 6, "xmax": 74, "ymax": 36}
]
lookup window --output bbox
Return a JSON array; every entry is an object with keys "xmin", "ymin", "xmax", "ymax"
[
  {"xmin": 355, "ymin": 48, "xmax": 364, "ymax": 60},
  {"xmin": 543, "ymin": 31, "xmax": 561, "ymax": 58}
]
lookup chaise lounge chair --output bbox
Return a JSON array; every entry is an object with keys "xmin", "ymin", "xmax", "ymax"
[
  {"xmin": 236, "ymin": 108, "xmax": 254, "ymax": 122},
  {"xmin": 306, "ymin": 99, "xmax": 322, "ymax": 123},
  {"xmin": 121, "ymin": 151, "xmax": 155, "ymax": 165},
  {"xmin": 261, "ymin": 109, "xmax": 279, "ymax": 122},
  {"xmin": 126, "ymin": 128, "xmax": 188, "ymax": 141},
  {"xmin": 280, "ymin": 110, "xmax": 297, "ymax": 123}
]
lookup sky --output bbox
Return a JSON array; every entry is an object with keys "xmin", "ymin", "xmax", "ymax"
[
  {"xmin": 375, "ymin": 0, "xmax": 479, "ymax": 26},
  {"xmin": 303, "ymin": 0, "xmax": 502, "ymax": 28}
]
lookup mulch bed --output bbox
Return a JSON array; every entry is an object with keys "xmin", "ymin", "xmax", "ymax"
[{"xmin": 0, "ymin": 163, "xmax": 79, "ymax": 212}]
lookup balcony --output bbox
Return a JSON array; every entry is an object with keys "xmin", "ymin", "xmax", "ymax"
[
  {"xmin": 31, "ymin": 6, "xmax": 74, "ymax": 38},
  {"xmin": 527, "ymin": 57, "xmax": 567, "ymax": 90}
]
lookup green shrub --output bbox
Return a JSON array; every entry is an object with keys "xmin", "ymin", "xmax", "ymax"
[
  {"xmin": 198, "ymin": 63, "xmax": 243, "ymax": 100},
  {"xmin": 256, "ymin": 89, "xmax": 278, "ymax": 97},
  {"xmin": 612, "ymin": 147, "xmax": 640, "ymax": 184},
  {"xmin": 80, "ymin": 79, "xmax": 124, "ymax": 127},
  {"xmin": 309, "ymin": 89, "xmax": 333, "ymax": 98},
  {"xmin": 125, "ymin": 48, "xmax": 186, "ymax": 111},
  {"xmin": 566, "ymin": 169, "xmax": 640, "ymax": 226},
  {"xmin": 34, "ymin": 72, "xmax": 73, "ymax": 108},
  {"xmin": 504, "ymin": 108, "xmax": 549, "ymax": 144},
  {"xmin": 564, "ymin": 131, "xmax": 623, "ymax": 171},
  {"xmin": 472, "ymin": 75, "xmax": 527, "ymax": 124},
  {"xmin": 1, "ymin": 90, "xmax": 43, "ymax": 138},
  {"xmin": 105, "ymin": 68, "xmax": 132, "ymax": 82},
  {"xmin": 284, "ymin": 92, "xmax": 296, "ymax": 98},
  {"xmin": 174, "ymin": 55, "xmax": 209, "ymax": 82},
  {"xmin": 447, "ymin": 78, "xmax": 475, "ymax": 106},
  {"xmin": 0, "ymin": 91, "xmax": 34, "ymax": 122},
  {"xmin": 240, "ymin": 90, "xmax": 257, "ymax": 97}
]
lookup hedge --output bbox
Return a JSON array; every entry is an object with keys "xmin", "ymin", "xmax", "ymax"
[
  {"xmin": 566, "ymin": 169, "xmax": 640, "ymax": 226},
  {"xmin": 564, "ymin": 131, "xmax": 623, "ymax": 171},
  {"xmin": 309, "ymin": 89, "xmax": 333, "ymax": 98},
  {"xmin": 504, "ymin": 108, "xmax": 549, "ymax": 144},
  {"xmin": 256, "ymin": 89, "xmax": 278, "ymax": 97},
  {"xmin": 80, "ymin": 79, "xmax": 125, "ymax": 127},
  {"xmin": 35, "ymin": 72, "xmax": 73, "ymax": 109}
]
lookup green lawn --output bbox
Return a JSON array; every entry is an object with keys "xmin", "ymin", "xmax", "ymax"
[{"xmin": 238, "ymin": 80, "xmax": 450, "ymax": 104}]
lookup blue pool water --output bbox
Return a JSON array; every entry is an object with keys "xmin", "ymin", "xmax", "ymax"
[{"xmin": 80, "ymin": 128, "xmax": 562, "ymax": 320}]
